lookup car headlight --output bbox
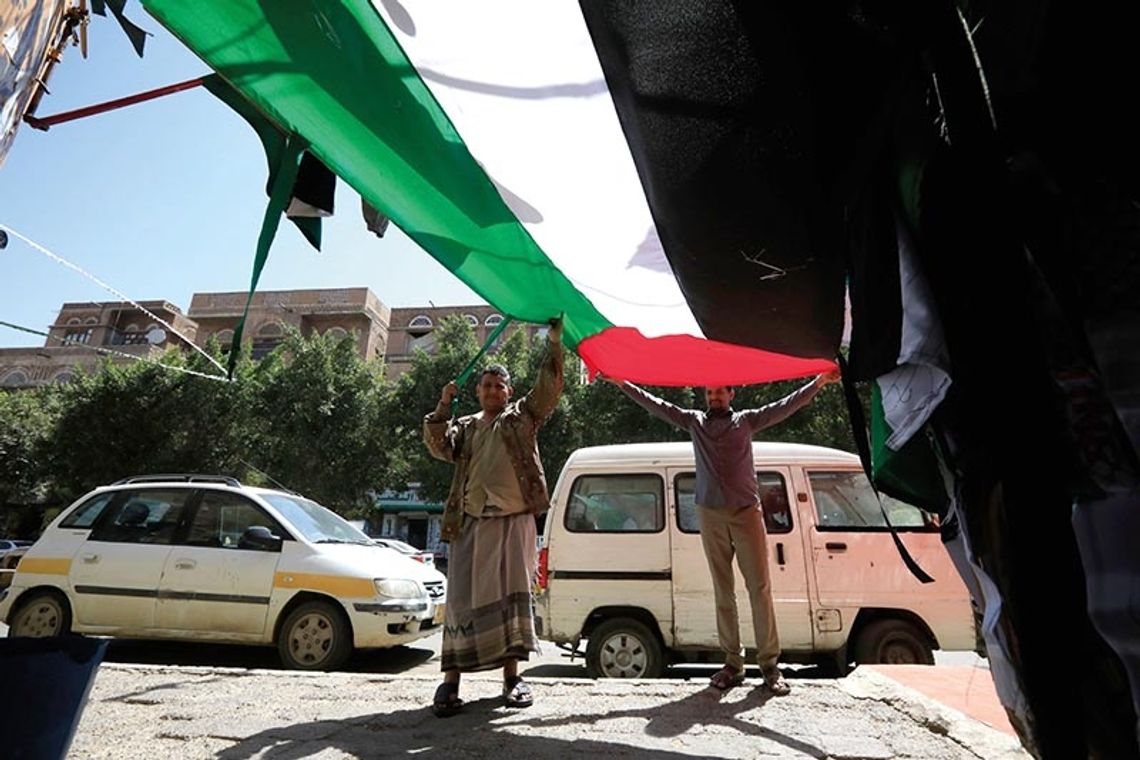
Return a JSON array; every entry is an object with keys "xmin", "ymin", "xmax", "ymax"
[{"xmin": 374, "ymin": 578, "xmax": 422, "ymax": 599}]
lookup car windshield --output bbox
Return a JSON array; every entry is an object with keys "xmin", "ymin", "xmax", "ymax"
[{"xmin": 260, "ymin": 494, "xmax": 372, "ymax": 544}]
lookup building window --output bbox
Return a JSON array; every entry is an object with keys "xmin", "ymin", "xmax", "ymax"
[
  {"xmin": 462, "ymin": 314, "xmax": 478, "ymax": 327},
  {"xmin": 484, "ymin": 313, "xmax": 503, "ymax": 327},
  {"xmin": 64, "ymin": 329, "xmax": 93, "ymax": 345},
  {"xmin": 407, "ymin": 315, "xmax": 433, "ymax": 339},
  {"xmin": 84, "ymin": 317, "xmax": 98, "ymax": 326},
  {"xmin": 252, "ymin": 322, "xmax": 284, "ymax": 360},
  {"xmin": 66, "ymin": 317, "xmax": 81, "ymax": 326},
  {"xmin": 214, "ymin": 329, "xmax": 235, "ymax": 350},
  {"xmin": 408, "ymin": 332, "xmax": 436, "ymax": 354},
  {"xmin": 326, "ymin": 327, "xmax": 349, "ymax": 342},
  {"xmin": 1, "ymin": 371, "xmax": 29, "ymax": 388},
  {"xmin": 53, "ymin": 372, "xmax": 75, "ymax": 384}
]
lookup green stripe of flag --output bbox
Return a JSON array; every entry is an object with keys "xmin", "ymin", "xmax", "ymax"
[{"xmin": 142, "ymin": 0, "xmax": 611, "ymax": 347}]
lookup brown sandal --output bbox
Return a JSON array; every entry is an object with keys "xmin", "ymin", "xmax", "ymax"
[
  {"xmin": 710, "ymin": 665, "xmax": 745, "ymax": 690},
  {"xmin": 432, "ymin": 681, "xmax": 463, "ymax": 717}
]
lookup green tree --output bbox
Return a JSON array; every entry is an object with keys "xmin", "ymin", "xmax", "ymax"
[
  {"xmin": 0, "ymin": 387, "xmax": 60, "ymax": 513},
  {"xmin": 250, "ymin": 328, "xmax": 389, "ymax": 512},
  {"xmin": 45, "ymin": 346, "xmax": 259, "ymax": 502}
]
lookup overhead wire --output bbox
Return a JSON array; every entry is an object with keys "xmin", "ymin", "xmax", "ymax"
[
  {"xmin": 0, "ymin": 223, "xmax": 228, "ymax": 375},
  {"xmin": 0, "ymin": 318, "xmax": 230, "ymax": 382}
]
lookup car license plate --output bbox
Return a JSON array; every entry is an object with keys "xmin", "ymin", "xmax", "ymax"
[{"xmin": 432, "ymin": 604, "xmax": 446, "ymax": 624}]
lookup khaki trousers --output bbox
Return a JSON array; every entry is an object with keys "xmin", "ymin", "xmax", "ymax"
[{"xmin": 698, "ymin": 503, "xmax": 780, "ymax": 671}]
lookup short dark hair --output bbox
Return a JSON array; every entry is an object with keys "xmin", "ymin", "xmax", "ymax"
[
  {"xmin": 705, "ymin": 385, "xmax": 735, "ymax": 393},
  {"xmin": 480, "ymin": 364, "xmax": 511, "ymax": 385}
]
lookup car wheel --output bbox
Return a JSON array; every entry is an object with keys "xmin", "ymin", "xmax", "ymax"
[
  {"xmin": 277, "ymin": 600, "xmax": 353, "ymax": 671},
  {"xmin": 9, "ymin": 590, "xmax": 72, "ymax": 637},
  {"xmin": 585, "ymin": 617, "xmax": 665, "ymax": 679},
  {"xmin": 853, "ymin": 619, "xmax": 935, "ymax": 665}
]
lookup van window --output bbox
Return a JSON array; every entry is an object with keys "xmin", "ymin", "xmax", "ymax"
[
  {"xmin": 674, "ymin": 472, "xmax": 792, "ymax": 534},
  {"xmin": 808, "ymin": 471, "xmax": 933, "ymax": 531},
  {"xmin": 565, "ymin": 474, "xmax": 664, "ymax": 533},
  {"xmin": 88, "ymin": 490, "xmax": 193, "ymax": 544},
  {"xmin": 59, "ymin": 493, "xmax": 116, "ymax": 529}
]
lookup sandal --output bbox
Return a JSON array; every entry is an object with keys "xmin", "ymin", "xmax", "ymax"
[
  {"xmin": 709, "ymin": 665, "xmax": 745, "ymax": 690},
  {"xmin": 503, "ymin": 675, "xmax": 534, "ymax": 708},
  {"xmin": 762, "ymin": 667, "xmax": 791, "ymax": 696},
  {"xmin": 432, "ymin": 681, "xmax": 463, "ymax": 718}
]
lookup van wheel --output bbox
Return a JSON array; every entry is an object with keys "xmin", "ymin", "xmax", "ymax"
[
  {"xmin": 277, "ymin": 600, "xmax": 353, "ymax": 671},
  {"xmin": 9, "ymin": 590, "xmax": 72, "ymax": 637},
  {"xmin": 853, "ymin": 619, "xmax": 934, "ymax": 665},
  {"xmin": 585, "ymin": 618, "xmax": 665, "ymax": 679}
]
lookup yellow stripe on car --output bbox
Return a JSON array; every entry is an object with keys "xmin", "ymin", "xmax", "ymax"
[
  {"xmin": 274, "ymin": 572, "xmax": 374, "ymax": 598},
  {"xmin": 17, "ymin": 558, "xmax": 71, "ymax": 575}
]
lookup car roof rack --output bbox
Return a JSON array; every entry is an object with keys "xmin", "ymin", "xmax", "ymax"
[{"xmin": 111, "ymin": 474, "xmax": 243, "ymax": 487}]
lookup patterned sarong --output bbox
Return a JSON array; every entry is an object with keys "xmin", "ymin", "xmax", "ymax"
[{"xmin": 441, "ymin": 512, "xmax": 539, "ymax": 672}]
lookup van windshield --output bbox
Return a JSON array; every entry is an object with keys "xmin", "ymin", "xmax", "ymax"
[{"xmin": 261, "ymin": 494, "xmax": 372, "ymax": 544}]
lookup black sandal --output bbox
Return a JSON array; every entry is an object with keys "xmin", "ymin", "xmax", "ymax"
[
  {"xmin": 432, "ymin": 681, "xmax": 463, "ymax": 718},
  {"xmin": 503, "ymin": 675, "xmax": 534, "ymax": 708}
]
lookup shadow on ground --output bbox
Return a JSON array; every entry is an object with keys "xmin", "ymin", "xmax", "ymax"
[{"xmin": 214, "ymin": 686, "xmax": 826, "ymax": 759}]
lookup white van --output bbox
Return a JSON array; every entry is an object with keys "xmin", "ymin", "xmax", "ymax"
[{"xmin": 536, "ymin": 442, "xmax": 975, "ymax": 677}]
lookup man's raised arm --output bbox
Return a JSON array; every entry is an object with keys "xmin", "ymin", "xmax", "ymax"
[
  {"xmin": 424, "ymin": 381, "xmax": 461, "ymax": 462},
  {"xmin": 741, "ymin": 370, "xmax": 840, "ymax": 433},
  {"xmin": 600, "ymin": 375, "xmax": 698, "ymax": 431}
]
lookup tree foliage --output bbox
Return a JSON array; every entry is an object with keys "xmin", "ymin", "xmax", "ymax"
[{"xmin": 0, "ymin": 320, "xmax": 855, "ymax": 527}]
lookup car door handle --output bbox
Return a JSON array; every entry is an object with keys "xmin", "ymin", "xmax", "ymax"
[
  {"xmin": 825, "ymin": 542, "xmax": 848, "ymax": 552},
  {"xmin": 81, "ymin": 553, "xmax": 99, "ymax": 564},
  {"xmin": 174, "ymin": 559, "xmax": 196, "ymax": 570},
  {"xmin": 775, "ymin": 542, "xmax": 786, "ymax": 566}
]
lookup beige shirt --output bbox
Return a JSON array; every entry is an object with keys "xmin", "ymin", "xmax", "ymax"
[{"xmin": 463, "ymin": 414, "xmax": 527, "ymax": 517}]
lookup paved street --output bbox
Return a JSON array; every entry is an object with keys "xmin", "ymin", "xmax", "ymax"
[
  {"xmin": 66, "ymin": 664, "xmax": 1027, "ymax": 759},
  {"xmin": 3, "ymin": 621, "xmax": 1025, "ymax": 758}
]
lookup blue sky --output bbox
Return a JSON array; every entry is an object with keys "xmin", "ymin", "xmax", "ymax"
[{"xmin": 0, "ymin": 12, "xmax": 480, "ymax": 348}]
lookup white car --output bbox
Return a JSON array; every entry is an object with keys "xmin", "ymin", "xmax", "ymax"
[
  {"xmin": 371, "ymin": 538, "xmax": 435, "ymax": 568},
  {"xmin": 0, "ymin": 475, "xmax": 446, "ymax": 670}
]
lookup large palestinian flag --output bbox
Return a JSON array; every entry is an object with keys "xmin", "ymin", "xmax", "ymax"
[{"xmin": 141, "ymin": 0, "xmax": 844, "ymax": 386}]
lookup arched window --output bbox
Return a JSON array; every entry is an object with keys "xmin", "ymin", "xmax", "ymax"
[
  {"xmin": 53, "ymin": 371, "xmax": 75, "ymax": 384},
  {"xmin": 484, "ymin": 313, "xmax": 504, "ymax": 327},
  {"xmin": 1, "ymin": 371, "xmax": 29, "ymax": 388},
  {"xmin": 66, "ymin": 317, "xmax": 81, "ymax": 326},
  {"xmin": 252, "ymin": 322, "xmax": 284, "ymax": 359},
  {"xmin": 84, "ymin": 317, "xmax": 98, "ymax": 326},
  {"xmin": 462, "ymin": 314, "xmax": 479, "ymax": 327},
  {"xmin": 214, "ymin": 329, "xmax": 235, "ymax": 345},
  {"xmin": 326, "ymin": 327, "xmax": 348, "ymax": 342},
  {"xmin": 125, "ymin": 323, "xmax": 141, "ymax": 333},
  {"xmin": 408, "ymin": 314, "xmax": 433, "ymax": 339}
]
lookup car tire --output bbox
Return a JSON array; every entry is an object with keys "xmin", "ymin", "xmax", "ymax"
[
  {"xmin": 853, "ymin": 619, "xmax": 935, "ymax": 665},
  {"xmin": 585, "ymin": 617, "xmax": 665, "ymax": 679},
  {"xmin": 9, "ymin": 590, "xmax": 72, "ymax": 638},
  {"xmin": 277, "ymin": 600, "xmax": 353, "ymax": 671}
]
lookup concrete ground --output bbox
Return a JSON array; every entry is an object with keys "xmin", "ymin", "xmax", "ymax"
[
  {"xmin": 2, "ymin": 623, "xmax": 1025, "ymax": 757},
  {"xmin": 65, "ymin": 664, "xmax": 1028, "ymax": 759}
]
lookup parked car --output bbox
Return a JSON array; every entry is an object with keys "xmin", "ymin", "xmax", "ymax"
[
  {"xmin": 536, "ymin": 442, "xmax": 976, "ymax": 678},
  {"xmin": 0, "ymin": 475, "xmax": 446, "ymax": 670},
  {"xmin": 372, "ymin": 538, "xmax": 435, "ymax": 568},
  {"xmin": 0, "ymin": 543, "xmax": 30, "ymax": 591},
  {"xmin": 0, "ymin": 539, "xmax": 32, "ymax": 561}
]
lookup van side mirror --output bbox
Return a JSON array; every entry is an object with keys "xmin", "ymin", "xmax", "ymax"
[{"xmin": 238, "ymin": 525, "xmax": 283, "ymax": 552}]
